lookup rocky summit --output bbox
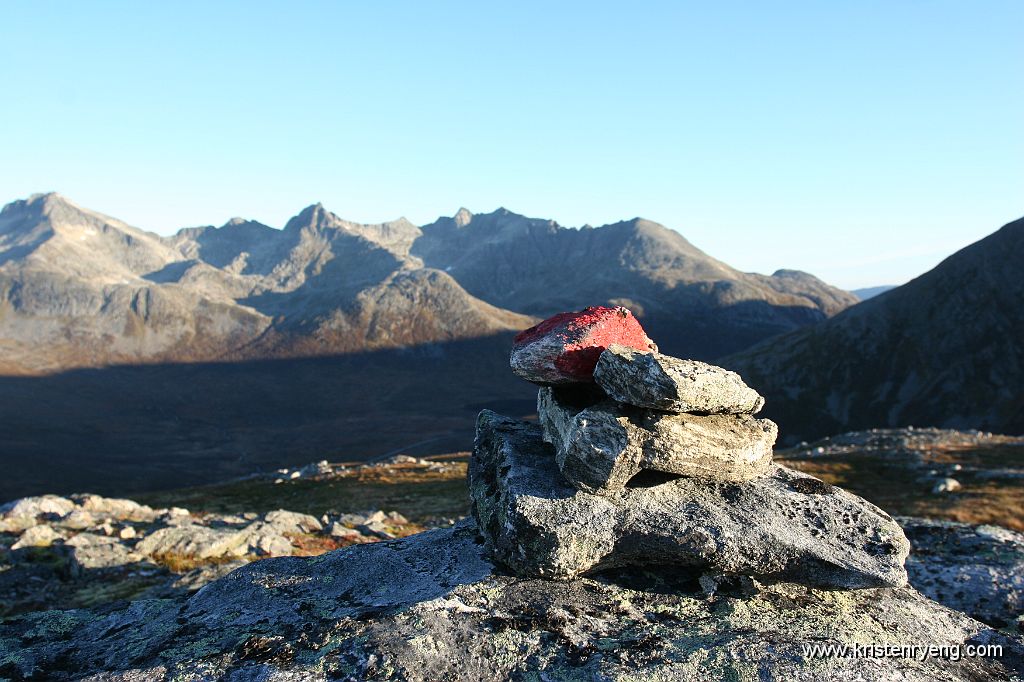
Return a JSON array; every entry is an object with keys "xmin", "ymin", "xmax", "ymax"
[{"xmin": 475, "ymin": 310, "xmax": 912, "ymax": 590}]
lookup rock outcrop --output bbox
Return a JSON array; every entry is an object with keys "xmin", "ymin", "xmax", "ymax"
[
  {"xmin": 538, "ymin": 388, "xmax": 776, "ymax": 492},
  {"xmin": 471, "ymin": 411, "xmax": 908, "ymax": 586},
  {"xmin": 2, "ymin": 522, "xmax": 1021, "ymax": 681},
  {"xmin": 901, "ymin": 516, "xmax": 1024, "ymax": 629},
  {"xmin": 0, "ymin": 490, "xmax": 423, "ymax": 618}
]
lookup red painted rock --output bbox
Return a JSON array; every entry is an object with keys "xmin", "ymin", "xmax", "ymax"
[{"xmin": 510, "ymin": 306, "xmax": 658, "ymax": 385}]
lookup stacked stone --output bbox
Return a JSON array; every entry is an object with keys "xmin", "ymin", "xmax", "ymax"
[
  {"xmin": 540, "ymin": 344, "xmax": 776, "ymax": 495},
  {"xmin": 471, "ymin": 306, "xmax": 911, "ymax": 590}
]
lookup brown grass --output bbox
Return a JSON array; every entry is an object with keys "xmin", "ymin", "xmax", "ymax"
[{"xmin": 779, "ymin": 442, "xmax": 1024, "ymax": 531}]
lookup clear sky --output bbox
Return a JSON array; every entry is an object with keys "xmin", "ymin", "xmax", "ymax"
[{"xmin": 1, "ymin": 2, "xmax": 1021, "ymax": 290}]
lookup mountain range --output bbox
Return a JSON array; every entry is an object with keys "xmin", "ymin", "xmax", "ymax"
[
  {"xmin": 0, "ymin": 192, "xmax": 863, "ymax": 499},
  {"xmin": 725, "ymin": 216, "xmax": 1024, "ymax": 443},
  {"xmin": 0, "ymin": 193, "xmax": 855, "ymax": 373},
  {"xmin": 4, "ymin": 192, "xmax": 1019, "ymax": 498}
]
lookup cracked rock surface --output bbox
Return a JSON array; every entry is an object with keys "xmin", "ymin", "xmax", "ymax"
[
  {"xmin": 594, "ymin": 344, "xmax": 765, "ymax": 413},
  {"xmin": 3, "ymin": 520, "xmax": 1021, "ymax": 681},
  {"xmin": 471, "ymin": 411, "xmax": 908, "ymax": 587},
  {"xmin": 900, "ymin": 516, "xmax": 1024, "ymax": 629},
  {"xmin": 538, "ymin": 387, "xmax": 776, "ymax": 493}
]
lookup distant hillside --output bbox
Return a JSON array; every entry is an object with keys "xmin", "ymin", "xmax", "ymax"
[
  {"xmin": 725, "ymin": 216, "xmax": 1024, "ymax": 443},
  {"xmin": 412, "ymin": 209, "xmax": 856, "ymax": 359},
  {"xmin": 0, "ymin": 193, "xmax": 855, "ymax": 373},
  {"xmin": 852, "ymin": 285, "xmax": 897, "ymax": 300},
  {"xmin": 0, "ymin": 195, "xmax": 532, "ymax": 373}
]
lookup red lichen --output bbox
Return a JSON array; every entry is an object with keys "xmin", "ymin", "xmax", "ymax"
[{"xmin": 512, "ymin": 306, "xmax": 656, "ymax": 383}]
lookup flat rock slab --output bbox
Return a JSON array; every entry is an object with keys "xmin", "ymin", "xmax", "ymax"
[
  {"xmin": 538, "ymin": 387, "xmax": 776, "ymax": 493},
  {"xmin": 510, "ymin": 306, "xmax": 657, "ymax": 385},
  {"xmin": 3, "ymin": 521, "xmax": 1021, "ymax": 681},
  {"xmin": 900, "ymin": 516, "xmax": 1024, "ymax": 629},
  {"xmin": 594, "ymin": 344, "xmax": 765, "ymax": 413},
  {"xmin": 472, "ymin": 411, "xmax": 909, "ymax": 588}
]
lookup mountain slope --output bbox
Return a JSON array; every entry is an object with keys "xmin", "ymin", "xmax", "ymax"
[
  {"xmin": 412, "ymin": 208, "xmax": 856, "ymax": 358},
  {"xmin": 0, "ymin": 194, "xmax": 270, "ymax": 373},
  {"xmin": 0, "ymin": 195, "xmax": 856, "ymax": 372},
  {"xmin": 0, "ymin": 195, "xmax": 531, "ymax": 372},
  {"xmin": 724, "ymin": 217, "xmax": 1024, "ymax": 442}
]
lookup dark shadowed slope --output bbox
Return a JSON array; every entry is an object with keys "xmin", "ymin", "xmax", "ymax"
[
  {"xmin": 0, "ymin": 335, "xmax": 536, "ymax": 500},
  {"xmin": 725, "ymin": 216, "xmax": 1024, "ymax": 443}
]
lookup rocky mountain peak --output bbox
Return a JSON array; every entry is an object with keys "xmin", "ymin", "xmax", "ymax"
[
  {"xmin": 453, "ymin": 207, "xmax": 473, "ymax": 227},
  {"xmin": 284, "ymin": 202, "xmax": 331, "ymax": 231}
]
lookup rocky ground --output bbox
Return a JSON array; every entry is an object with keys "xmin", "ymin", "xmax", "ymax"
[
  {"xmin": 3, "ymin": 521, "xmax": 1022, "ymax": 681},
  {"xmin": 0, "ymin": 456, "xmax": 464, "ymax": 619},
  {"xmin": 777, "ymin": 427, "xmax": 1024, "ymax": 530},
  {"xmin": 1, "ymin": 427, "xmax": 1022, "ymax": 679}
]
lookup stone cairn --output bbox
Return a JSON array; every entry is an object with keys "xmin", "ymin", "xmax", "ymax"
[{"xmin": 470, "ymin": 306, "xmax": 911, "ymax": 589}]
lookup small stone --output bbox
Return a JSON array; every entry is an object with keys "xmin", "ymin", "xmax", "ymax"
[
  {"xmin": 11, "ymin": 524, "xmax": 62, "ymax": 549},
  {"xmin": 510, "ymin": 306, "xmax": 657, "ymax": 385},
  {"xmin": 328, "ymin": 522, "xmax": 364, "ymax": 540},
  {"xmin": 0, "ymin": 495, "xmax": 76, "ymax": 520},
  {"xmin": 470, "ymin": 411, "xmax": 908, "ymax": 587},
  {"xmin": 593, "ymin": 344, "xmax": 764, "ymax": 414},
  {"xmin": 932, "ymin": 478, "xmax": 962, "ymax": 494},
  {"xmin": 119, "ymin": 526, "xmax": 137, "ymax": 540},
  {"xmin": 263, "ymin": 509, "xmax": 323, "ymax": 534},
  {"xmin": 538, "ymin": 388, "xmax": 776, "ymax": 494},
  {"xmin": 386, "ymin": 511, "xmax": 409, "ymax": 525},
  {"xmin": 61, "ymin": 509, "xmax": 97, "ymax": 530}
]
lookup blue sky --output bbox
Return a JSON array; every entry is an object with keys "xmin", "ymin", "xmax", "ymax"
[{"xmin": 1, "ymin": 2, "xmax": 1021, "ymax": 289}]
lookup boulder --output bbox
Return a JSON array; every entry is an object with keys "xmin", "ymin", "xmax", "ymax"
[
  {"xmin": 510, "ymin": 306, "xmax": 657, "ymax": 385},
  {"xmin": 471, "ymin": 411, "xmax": 908, "ymax": 587},
  {"xmin": 64, "ymin": 533, "xmax": 142, "ymax": 570},
  {"xmin": 0, "ymin": 495, "xmax": 76, "ymax": 531},
  {"xmin": 74, "ymin": 495, "xmax": 159, "ymax": 522},
  {"xmin": 2, "ymin": 521, "xmax": 1020, "ymax": 681},
  {"xmin": 594, "ymin": 344, "xmax": 765, "ymax": 413},
  {"xmin": 263, "ymin": 509, "xmax": 323, "ymax": 534},
  {"xmin": 10, "ymin": 524, "xmax": 62, "ymax": 550},
  {"xmin": 135, "ymin": 525, "xmax": 247, "ymax": 561},
  {"xmin": 538, "ymin": 387, "xmax": 776, "ymax": 493}
]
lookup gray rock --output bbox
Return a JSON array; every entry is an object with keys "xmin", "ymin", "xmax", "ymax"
[
  {"xmin": 135, "ymin": 525, "xmax": 245, "ymax": 560},
  {"xmin": 932, "ymin": 477, "xmax": 962, "ymax": 494},
  {"xmin": 262, "ymin": 509, "xmax": 323, "ymax": 534},
  {"xmin": 2, "ymin": 521, "xmax": 1020, "ymax": 681},
  {"xmin": 472, "ymin": 411, "xmax": 908, "ymax": 587},
  {"xmin": 74, "ymin": 495, "xmax": 159, "ymax": 522},
  {"xmin": 594, "ymin": 344, "xmax": 765, "ymax": 414},
  {"xmin": 900, "ymin": 516, "xmax": 1024, "ymax": 628},
  {"xmin": 65, "ymin": 533, "xmax": 141, "ymax": 570},
  {"xmin": 538, "ymin": 387, "xmax": 776, "ymax": 493},
  {"xmin": 10, "ymin": 524, "xmax": 62, "ymax": 550},
  {"xmin": 0, "ymin": 495, "xmax": 76, "ymax": 532}
]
